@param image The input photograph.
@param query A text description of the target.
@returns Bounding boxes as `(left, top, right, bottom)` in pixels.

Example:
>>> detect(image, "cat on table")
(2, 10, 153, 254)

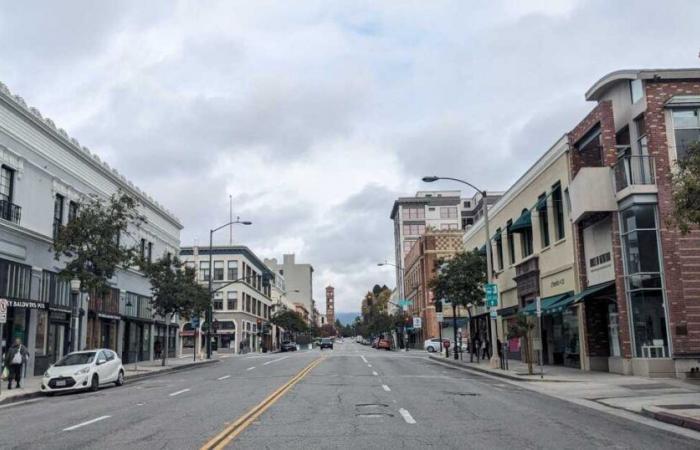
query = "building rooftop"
(585, 68, 700, 101)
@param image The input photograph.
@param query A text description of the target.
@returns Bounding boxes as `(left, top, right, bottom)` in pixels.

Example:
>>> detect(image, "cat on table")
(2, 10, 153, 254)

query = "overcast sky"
(1, 1, 698, 313)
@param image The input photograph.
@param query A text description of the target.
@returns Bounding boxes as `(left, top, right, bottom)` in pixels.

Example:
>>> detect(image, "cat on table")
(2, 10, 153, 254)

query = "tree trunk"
(162, 314, 172, 367)
(525, 330, 533, 375)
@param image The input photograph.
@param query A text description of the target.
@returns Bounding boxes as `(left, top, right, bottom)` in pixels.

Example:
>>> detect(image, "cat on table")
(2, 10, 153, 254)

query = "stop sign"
(443, 339, 451, 348)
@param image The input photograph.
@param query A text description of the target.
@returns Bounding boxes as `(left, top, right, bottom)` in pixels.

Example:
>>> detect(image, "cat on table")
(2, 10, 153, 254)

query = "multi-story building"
(463, 137, 579, 366)
(464, 68, 700, 379)
(264, 254, 314, 324)
(390, 190, 502, 301)
(325, 285, 335, 326)
(180, 245, 275, 354)
(0, 81, 182, 375)
(404, 229, 465, 347)
(567, 68, 700, 378)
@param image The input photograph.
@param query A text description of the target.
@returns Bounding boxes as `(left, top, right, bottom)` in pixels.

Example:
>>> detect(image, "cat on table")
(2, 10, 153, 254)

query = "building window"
(147, 242, 153, 263)
(520, 209, 533, 258)
(139, 239, 146, 261)
(495, 229, 503, 271)
(213, 292, 223, 310)
(620, 204, 668, 358)
(552, 182, 565, 241)
(506, 220, 515, 265)
(227, 291, 238, 310)
(439, 207, 458, 219)
(0, 258, 32, 300)
(576, 127, 604, 167)
(629, 79, 643, 104)
(403, 223, 425, 235)
(672, 108, 700, 160)
(245, 294, 251, 313)
(402, 206, 425, 219)
(68, 201, 79, 222)
(635, 115, 648, 156)
(52, 194, 65, 240)
(403, 239, 417, 255)
(227, 260, 238, 280)
(213, 261, 224, 281)
(538, 194, 550, 248)
(200, 261, 210, 281)
(0, 165, 14, 202)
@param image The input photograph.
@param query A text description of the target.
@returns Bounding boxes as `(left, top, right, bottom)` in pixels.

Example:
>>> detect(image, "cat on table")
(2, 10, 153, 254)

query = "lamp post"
(377, 262, 410, 352)
(69, 278, 81, 353)
(206, 218, 252, 359)
(466, 302, 474, 362)
(423, 175, 500, 369)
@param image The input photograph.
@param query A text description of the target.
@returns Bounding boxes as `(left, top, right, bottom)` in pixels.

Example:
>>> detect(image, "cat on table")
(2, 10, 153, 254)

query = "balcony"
(614, 155, 657, 200)
(568, 167, 617, 223)
(0, 197, 21, 225)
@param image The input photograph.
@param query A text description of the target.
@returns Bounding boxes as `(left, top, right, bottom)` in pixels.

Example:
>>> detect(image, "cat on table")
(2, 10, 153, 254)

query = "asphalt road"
(1, 341, 698, 450)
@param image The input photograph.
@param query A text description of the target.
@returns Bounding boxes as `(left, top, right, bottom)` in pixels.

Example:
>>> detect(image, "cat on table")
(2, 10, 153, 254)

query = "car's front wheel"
(115, 370, 124, 386)
(90, 374, 99, 392)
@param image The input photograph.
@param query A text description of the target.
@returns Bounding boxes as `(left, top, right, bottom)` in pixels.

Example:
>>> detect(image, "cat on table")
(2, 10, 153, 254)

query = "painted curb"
(642, 406, 700, 432)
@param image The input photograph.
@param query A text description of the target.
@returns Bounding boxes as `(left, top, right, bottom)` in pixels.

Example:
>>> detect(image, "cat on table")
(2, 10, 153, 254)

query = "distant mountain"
(335, 312, 360, 325)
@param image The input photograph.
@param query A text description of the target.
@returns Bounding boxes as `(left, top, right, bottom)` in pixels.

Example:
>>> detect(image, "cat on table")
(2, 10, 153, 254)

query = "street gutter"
(0, 359, 219, 406)
(427, 355, 576, 382)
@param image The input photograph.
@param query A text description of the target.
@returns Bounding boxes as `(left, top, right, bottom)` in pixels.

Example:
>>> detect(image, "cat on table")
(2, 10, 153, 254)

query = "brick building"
(403, 229, 465, 347)
(325, 285, 335, 326)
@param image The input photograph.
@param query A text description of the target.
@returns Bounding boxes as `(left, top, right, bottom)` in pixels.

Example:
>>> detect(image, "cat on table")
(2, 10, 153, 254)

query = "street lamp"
(69, 278, 81, 352)
(206, 218, 252, 359)
(423, 175, 500, 369)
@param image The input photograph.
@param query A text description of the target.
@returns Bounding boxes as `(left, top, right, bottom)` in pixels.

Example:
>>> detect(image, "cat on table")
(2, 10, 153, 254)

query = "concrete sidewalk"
(430, 353, 700, 433)
(1, 356, 219, 405)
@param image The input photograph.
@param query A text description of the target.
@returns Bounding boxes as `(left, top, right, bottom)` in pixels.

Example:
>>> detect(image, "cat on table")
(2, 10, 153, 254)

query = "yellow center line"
(200, 356, 325, 450)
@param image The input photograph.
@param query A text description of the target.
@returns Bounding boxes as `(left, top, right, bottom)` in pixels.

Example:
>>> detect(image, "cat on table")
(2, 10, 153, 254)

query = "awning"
(510, 210, 532, 233)
(521, 292, 573, 316)
(665, 95, 700, 109)
(571, 281, 616, 305)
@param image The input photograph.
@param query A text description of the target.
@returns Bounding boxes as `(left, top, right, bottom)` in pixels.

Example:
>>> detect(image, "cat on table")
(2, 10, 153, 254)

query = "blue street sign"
(191, 316, 200, 328)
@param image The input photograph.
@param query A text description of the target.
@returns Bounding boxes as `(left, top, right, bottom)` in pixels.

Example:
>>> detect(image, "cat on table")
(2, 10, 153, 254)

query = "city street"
(1, 341, 698, 450)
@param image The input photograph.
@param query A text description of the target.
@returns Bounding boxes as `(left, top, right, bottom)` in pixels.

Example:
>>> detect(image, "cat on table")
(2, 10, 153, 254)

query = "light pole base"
(489, 355, 500, 369)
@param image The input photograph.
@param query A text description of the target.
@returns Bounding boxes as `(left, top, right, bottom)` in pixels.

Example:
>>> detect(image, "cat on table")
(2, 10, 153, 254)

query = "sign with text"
(489, 306, 497, 319)
(0, 298, 7, 324)
(436, 312, 444, 323)
(485, 283, 499, 307)
(413, 317, 422, 329)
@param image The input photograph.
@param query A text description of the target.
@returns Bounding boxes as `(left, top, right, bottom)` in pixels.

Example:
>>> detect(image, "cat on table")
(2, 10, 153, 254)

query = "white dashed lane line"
(247, 366, 256, 371)
(360, 355, 368, 363)
(63, 415, 111, 431)
(263, 356, 290, 366)
(372, 371, 378, 376)
(399, 408, 416, 424)
(169, 389, 190, 397)
(217, 375, 231, 380)
(382, 384, 391, 392)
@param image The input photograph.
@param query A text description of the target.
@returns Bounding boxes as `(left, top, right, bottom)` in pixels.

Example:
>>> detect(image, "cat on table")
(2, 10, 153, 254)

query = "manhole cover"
(443, 392, 480, 396)
(356, 413, 394, 418)
(658, 404, 700, 410)
(355, 403, 389, 409)
(621, 383, 676, 390)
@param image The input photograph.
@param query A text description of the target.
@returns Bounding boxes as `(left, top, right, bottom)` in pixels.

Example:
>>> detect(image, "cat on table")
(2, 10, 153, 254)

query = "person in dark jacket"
(5, 338, 29, 389)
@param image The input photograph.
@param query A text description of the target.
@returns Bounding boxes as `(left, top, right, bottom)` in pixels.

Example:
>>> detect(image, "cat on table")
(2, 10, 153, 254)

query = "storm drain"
(658, 404, 700, 410)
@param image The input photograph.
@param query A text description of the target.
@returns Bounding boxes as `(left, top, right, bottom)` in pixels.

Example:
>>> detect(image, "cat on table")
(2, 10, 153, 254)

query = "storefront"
(86, 288, 120, 351)
(216, 321, 236, 352)
(120, 292, 153, 364)
(521, 291, 579, 368)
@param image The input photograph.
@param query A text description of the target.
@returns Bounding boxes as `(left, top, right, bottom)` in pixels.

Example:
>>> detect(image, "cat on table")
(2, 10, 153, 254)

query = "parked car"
(424, 338, 443, 353)
(280, 341, 297, 352)
(377, 338, 391, 350)
(371, 338, 379, 348)
(319, 338, 334, 350)
(41, 349, 124, 395)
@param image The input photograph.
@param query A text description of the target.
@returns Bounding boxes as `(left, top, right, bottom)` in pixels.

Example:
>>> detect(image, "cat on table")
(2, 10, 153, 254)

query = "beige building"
(463, 136, 587, 368)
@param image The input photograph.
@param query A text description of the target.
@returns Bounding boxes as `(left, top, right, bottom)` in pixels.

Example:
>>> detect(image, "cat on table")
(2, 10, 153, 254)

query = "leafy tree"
(508, 314, 535, 375)
(141, 254, 210, 366)
(270, 310, 308, 336)
(671, 142, 700, 234)
(320, 324, 336, 337)
(53, 191, 144, 296)
(429, 250, 486, 310)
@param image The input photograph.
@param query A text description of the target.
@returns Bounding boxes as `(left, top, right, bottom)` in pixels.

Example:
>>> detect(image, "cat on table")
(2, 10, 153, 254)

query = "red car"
(377, 338, 391, 350)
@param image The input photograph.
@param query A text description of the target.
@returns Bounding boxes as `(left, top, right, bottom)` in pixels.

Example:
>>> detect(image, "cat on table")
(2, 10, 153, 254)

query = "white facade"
(0, 81, 182, 376)
(264, 254, 314, 320)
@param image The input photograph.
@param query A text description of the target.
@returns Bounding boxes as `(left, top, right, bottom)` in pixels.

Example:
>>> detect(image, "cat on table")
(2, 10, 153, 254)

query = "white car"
(424, 338, 443, 352)
(42, 349, 125, 395)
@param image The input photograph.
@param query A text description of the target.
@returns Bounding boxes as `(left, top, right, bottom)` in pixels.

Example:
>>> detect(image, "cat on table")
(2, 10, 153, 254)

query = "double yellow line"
(200, 356, 324, 450)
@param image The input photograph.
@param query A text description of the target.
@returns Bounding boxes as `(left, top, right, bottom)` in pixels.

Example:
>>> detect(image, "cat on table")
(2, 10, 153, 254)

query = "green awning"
(521, 292, 573, 316)
(510, 210, 532, 233)
(571, 281, 616, 304)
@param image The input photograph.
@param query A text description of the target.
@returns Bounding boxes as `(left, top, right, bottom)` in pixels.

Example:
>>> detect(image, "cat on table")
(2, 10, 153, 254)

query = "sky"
(1, 0, 698, 313)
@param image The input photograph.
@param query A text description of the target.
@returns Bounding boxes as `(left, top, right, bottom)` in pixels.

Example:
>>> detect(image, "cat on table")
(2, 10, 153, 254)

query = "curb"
(642, 406, 700, 432)
(427, 355, 575, 382)
(0, 359, 219, 406)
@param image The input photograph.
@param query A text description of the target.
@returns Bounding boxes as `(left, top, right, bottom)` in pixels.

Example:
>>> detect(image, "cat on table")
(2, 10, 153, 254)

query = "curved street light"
(422, 175, 499, 368)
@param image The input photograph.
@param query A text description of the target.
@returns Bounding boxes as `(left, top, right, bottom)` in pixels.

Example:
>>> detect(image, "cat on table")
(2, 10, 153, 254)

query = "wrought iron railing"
(614, 155, 655, 192)
(0, 197, 21, 224)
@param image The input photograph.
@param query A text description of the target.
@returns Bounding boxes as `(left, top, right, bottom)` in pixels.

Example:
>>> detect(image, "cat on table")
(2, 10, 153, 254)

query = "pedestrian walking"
(4, 338, 29, 390)
(481, 338, 489, 360)
(154, 340, 162, 360)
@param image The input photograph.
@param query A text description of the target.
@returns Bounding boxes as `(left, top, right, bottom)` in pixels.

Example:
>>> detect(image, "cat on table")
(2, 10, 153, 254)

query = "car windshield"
(321, 338, 331, 343)
(55, 352, 96, 366)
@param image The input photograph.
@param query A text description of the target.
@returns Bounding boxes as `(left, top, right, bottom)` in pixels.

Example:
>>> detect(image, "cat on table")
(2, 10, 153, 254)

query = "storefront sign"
(550, 278, 566, 288)
(98, 313, 121, 321)
(0, 298, 7, 323)
(436, 312, 444, 323)
(49, 310, 70, 322)
(6, 299, 48, 310)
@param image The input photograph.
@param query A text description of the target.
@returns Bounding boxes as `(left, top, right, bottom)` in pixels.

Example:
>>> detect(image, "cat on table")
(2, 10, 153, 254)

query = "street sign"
(536, 297, 542, 317)
(436, 312, 444, 323)
(489, 306, 497, 319)
(0, 298, 7, 324)
(413, 317, 422, 329)
(398, 299, 412, 309)
(485, 283, 499, 307)
(191, 316, 200, 328)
